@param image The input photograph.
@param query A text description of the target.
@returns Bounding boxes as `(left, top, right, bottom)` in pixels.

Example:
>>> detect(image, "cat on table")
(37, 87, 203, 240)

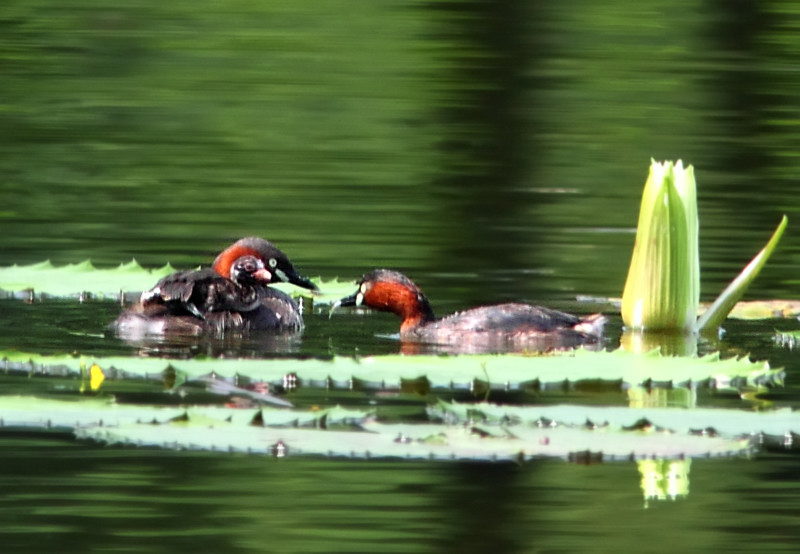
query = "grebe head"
(212, 237, 318, 291)
(229, 255, 272, 286)
(333, 269, 435, 330)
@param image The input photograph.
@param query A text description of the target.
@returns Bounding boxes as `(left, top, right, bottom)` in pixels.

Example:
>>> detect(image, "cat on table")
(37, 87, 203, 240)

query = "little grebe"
(113, 237, 317, 337)
(333, 269, 605, 352)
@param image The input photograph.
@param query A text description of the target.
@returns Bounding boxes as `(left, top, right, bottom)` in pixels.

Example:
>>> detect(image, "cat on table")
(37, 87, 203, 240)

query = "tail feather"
(574, 313, 606, 338)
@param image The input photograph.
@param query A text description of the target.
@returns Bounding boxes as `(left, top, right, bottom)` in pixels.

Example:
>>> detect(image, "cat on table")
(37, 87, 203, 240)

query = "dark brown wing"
(410, 303, 606, 353)
(433, 304, 585, 333)
(141, 268, 220, 318)
(143, 267, 265, 318)
(241, 288, 304, 331)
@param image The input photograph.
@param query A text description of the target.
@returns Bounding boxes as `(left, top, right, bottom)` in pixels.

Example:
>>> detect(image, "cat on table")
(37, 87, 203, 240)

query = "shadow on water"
(428, 462, 529, 553)
(426, 1, 555, 304)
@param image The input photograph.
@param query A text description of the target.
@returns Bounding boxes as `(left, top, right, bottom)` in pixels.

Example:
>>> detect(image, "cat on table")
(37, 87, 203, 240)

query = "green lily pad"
(585, 296, 800, 321)
(0, 260, 176, 300)
(0, 395, 757, 461)
(272, 276, 357, 305)
(432, 400, 800, 439)
(724, 300, 800, 320)
(1, 347, 783, 391)
(0, 395, 367, 430)
(76, 421, 749, 461)
(0, 260, 353, 304)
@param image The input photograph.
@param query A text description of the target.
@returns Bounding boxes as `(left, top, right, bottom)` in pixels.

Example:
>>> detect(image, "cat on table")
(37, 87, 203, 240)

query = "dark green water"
(2, 1, 800, 552)
(2, 437, 798, 554)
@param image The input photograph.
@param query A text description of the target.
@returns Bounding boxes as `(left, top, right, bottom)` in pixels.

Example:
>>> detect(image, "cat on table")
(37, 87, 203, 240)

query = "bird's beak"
(328, 291, 360, 319)
(336, 291, 360, 307)
(252, 268, 273, 283)
(274, 267, 319, 291)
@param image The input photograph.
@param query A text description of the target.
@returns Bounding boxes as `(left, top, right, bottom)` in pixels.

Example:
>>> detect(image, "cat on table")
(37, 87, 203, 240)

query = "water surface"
(2, 1, 800, 552)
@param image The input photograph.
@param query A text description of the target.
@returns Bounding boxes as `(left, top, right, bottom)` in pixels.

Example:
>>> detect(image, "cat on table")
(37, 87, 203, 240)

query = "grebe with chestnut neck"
(333, 269, 605, 353)
(113, 237, 317, 338)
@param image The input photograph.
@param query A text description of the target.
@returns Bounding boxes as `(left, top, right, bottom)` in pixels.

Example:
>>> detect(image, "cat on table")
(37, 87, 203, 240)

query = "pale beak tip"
(329, 300, 342, 319)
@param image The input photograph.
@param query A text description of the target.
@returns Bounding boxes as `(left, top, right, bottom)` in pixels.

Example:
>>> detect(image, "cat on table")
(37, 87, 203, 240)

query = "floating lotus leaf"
(582, 296, 800, 321)
(72, 409, 750, 462)
(432, 400, 800, 439)
(1, 347, 783, 391)
(0, 395, 759, 461)
(0, 260, 176, 300)
(272, 276, 357, 304)
(724, 300, 800, 320)
(0, 396, 367, 430)
(4, 260, 795, 315)
(0, 260, 353, 304)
